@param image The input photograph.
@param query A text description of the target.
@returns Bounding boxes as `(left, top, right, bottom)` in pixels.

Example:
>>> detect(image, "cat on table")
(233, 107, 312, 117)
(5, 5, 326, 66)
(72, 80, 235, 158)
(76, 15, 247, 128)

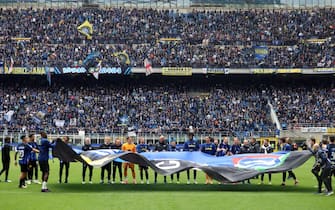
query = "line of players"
(1, 133, 334, 193)
(0, 133, 295, 186)
(79, 134, 282, 185)
(84, 133, 203, 185)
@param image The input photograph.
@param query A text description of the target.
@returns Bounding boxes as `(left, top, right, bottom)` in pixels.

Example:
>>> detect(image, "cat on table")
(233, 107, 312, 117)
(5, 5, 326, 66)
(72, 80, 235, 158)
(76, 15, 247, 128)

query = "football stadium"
(0, 0, 335, 209)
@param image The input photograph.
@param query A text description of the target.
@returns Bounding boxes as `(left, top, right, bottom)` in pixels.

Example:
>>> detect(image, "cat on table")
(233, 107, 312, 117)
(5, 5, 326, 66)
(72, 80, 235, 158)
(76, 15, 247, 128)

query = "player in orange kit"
(121, 136, 137, 184)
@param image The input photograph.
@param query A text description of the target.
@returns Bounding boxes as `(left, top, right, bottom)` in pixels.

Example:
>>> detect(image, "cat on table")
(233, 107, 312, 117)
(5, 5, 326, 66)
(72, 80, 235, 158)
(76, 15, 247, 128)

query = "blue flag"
(254, 46, 269, 60)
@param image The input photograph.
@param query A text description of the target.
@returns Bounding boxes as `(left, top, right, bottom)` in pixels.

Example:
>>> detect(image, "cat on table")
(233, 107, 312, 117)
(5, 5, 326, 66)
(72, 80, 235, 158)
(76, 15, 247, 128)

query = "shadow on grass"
(49, 183, 315, 193)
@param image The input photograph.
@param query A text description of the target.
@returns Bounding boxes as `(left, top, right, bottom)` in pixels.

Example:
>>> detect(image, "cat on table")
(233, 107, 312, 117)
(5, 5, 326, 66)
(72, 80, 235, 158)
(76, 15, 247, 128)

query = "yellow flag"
(113, 51, 130, 65)
(77, 20, 93, 40)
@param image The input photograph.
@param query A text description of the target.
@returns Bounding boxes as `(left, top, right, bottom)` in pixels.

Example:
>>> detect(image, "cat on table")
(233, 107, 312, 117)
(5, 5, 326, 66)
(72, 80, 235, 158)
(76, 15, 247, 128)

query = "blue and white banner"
(62, 67, 132, 75)
(54, 140, 312, 183)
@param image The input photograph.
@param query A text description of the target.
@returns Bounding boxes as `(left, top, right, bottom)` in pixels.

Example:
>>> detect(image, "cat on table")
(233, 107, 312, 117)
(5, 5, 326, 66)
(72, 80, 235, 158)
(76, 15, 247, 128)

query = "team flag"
(254, 46, 269, 60)
(77, 20, 93, 40)
(83, 52, 101, 79)
(144, 58, 152, 76)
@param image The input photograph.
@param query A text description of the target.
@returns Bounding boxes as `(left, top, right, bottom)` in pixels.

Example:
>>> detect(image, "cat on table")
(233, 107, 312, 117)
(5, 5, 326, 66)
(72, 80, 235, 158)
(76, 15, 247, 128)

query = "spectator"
(0, 8, 334, 69)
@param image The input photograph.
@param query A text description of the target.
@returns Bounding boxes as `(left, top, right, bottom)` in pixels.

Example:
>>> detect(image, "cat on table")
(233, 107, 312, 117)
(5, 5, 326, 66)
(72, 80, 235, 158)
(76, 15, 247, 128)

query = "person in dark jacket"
(201, 136, 216, 184)
(136, 137, 150, 184)
(99, 136, 113, 184)
(154, 135, 168, 184)
(240, 139, 250, 154)
(59, 136, 71, 183)
(259, 139, 273, 184)
(111, 138, 123, 184)
(312, 143, 333, 196)
(240, 139, 251, 184)
(281, 137, 298, 186)
(168, 140, 180, 183)
(82, 137, 94, 184)
(249, 138, 260, 153)
(231, 137, 241, 155)
(183, 133, 200, 184)
(0, 137, 11, 182)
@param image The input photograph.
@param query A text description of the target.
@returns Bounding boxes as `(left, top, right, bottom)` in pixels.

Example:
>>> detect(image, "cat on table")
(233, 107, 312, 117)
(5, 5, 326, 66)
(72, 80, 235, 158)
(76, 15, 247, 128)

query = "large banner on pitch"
(53, 140, 312, 183)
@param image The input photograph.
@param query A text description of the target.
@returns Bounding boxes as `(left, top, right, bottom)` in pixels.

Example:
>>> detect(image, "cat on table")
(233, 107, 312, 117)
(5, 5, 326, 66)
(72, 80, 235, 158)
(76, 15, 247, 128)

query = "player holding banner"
(136, 137, 150, 184)
(82, 137, 94, 184)
(259, 139, 273, 184)
(169, 140, 180, 183)
(59, 136, 71, 183)
(99, 136, 113, 184)
(280, 137, 298, 186)
(38, 132, 56, 192)
(111, 138, 123, 184)
(154, 135, 169, 184)
(201, 136, 216, 184)
(217, 137, 231, 156)
(184, 132, 200, 184)
(122, 136, 137, 184)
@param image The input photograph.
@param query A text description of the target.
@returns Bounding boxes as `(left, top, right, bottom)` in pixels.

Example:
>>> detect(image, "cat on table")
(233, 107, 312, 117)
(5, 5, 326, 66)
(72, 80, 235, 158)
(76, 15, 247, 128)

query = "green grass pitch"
(0, 153, 334, 210)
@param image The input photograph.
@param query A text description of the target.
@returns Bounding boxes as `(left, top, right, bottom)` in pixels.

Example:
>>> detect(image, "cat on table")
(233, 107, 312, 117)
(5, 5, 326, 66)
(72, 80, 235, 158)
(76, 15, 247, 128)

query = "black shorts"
(39, 161, 50, 173)
(113, 161, 122, 166)
(28, 160, 37, 169)
(20, 164, 28, 172)
(139, 165, 148, 170)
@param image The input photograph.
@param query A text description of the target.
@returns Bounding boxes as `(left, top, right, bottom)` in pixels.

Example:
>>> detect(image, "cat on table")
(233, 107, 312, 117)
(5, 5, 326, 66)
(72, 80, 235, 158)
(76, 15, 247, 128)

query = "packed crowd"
(0, 8, 335, 68)
(269, 87, 335, 128)
(1, 76, 335, 134)
(0, 84, 273, 134)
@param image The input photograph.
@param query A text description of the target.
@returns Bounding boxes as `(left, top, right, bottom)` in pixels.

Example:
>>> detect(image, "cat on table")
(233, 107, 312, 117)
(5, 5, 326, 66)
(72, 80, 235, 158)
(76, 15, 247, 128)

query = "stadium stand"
(0, 8, 334, 68)
(0, 5, 335, 141)
(0, 75, 334, 139)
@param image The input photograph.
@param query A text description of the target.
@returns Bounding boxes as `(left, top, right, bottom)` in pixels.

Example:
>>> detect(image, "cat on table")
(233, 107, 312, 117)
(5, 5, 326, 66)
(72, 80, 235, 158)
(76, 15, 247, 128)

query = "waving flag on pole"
(77, 20, 93, 40)
(4, 110, 15, 122)
(113, 51, 131, 65)
(54, 140, 312, 183)
(83, 52, 101, 79)
(144, 58, 152, 76)
(92, 60, 101, 80)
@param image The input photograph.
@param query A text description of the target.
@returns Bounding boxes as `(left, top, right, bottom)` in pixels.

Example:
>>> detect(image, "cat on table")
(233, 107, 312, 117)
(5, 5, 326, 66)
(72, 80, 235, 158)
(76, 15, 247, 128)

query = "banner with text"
(206, 68, 229, 74)
(162, 67, 192, 76)
(62, 67, 132, 75)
